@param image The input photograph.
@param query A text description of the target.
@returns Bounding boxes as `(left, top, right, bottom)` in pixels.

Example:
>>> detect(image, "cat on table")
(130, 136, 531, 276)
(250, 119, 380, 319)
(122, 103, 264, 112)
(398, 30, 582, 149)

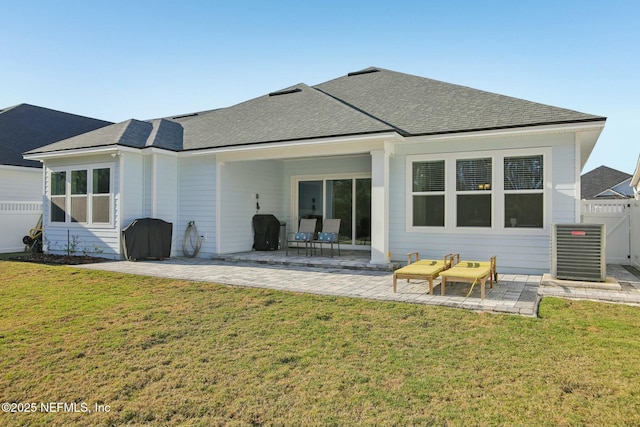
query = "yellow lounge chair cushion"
(395, 260, 445, 276)
(440, 265, 491, 280)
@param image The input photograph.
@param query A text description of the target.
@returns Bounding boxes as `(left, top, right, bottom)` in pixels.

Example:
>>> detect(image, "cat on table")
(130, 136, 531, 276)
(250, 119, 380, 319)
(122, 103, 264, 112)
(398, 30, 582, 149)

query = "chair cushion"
(317, 232, 337, 242)
(294, 232, 311, 241)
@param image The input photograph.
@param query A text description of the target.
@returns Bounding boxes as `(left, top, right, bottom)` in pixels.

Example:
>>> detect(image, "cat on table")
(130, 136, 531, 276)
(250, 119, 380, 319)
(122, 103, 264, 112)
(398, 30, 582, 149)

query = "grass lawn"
(1, 261, 640, 426)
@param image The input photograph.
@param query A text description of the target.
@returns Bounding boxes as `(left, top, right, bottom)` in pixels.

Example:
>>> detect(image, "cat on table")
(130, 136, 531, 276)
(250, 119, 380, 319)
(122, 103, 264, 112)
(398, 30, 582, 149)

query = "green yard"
(1, 260, 639, 426)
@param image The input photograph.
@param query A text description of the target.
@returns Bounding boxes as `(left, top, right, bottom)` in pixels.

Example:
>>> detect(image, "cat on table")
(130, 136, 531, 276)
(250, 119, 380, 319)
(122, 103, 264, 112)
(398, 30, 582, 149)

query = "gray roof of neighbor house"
(1, 104, 112, 167)
(25, 67, 607, 155)
(581, 165, 633, 199)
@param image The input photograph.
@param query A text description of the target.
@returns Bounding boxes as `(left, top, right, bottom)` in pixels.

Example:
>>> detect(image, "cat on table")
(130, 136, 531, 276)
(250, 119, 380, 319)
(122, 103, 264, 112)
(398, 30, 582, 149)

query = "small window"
(412, 160, 445, 227)
(48, 167, 112, 225)
(50, 171, 66, 223)
(504, 155, 544, 228)
(92, 168, 110, 223)
(70, 170, 87, 223)
(456, 158, 492, 227)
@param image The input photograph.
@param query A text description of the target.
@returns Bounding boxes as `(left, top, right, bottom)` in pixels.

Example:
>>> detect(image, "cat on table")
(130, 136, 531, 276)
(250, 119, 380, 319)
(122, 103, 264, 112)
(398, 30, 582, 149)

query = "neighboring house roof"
(25, 67, 607, 156)
(581, 165, 633, 199)
(0, 103, 112, 167)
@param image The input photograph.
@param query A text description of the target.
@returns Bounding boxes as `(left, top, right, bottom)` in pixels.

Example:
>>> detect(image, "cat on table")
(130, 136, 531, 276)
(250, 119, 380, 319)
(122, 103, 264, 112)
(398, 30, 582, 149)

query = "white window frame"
(47, 163, 114, 228)
(406, 148, 550, 235)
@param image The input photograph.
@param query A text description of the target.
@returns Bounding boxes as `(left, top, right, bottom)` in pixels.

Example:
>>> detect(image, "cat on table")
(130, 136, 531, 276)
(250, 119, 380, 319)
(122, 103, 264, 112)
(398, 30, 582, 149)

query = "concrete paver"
(76, 256, 640, 317)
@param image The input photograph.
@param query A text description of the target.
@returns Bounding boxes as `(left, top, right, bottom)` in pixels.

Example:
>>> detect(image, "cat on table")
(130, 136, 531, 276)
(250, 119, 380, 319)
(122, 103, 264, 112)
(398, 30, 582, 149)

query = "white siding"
(177, 155, 217, 257)
(218, 159, 284, 253)
(43, 155, 121, 259)
(389, 131, 578, 274)
(0, 166, 42, 201)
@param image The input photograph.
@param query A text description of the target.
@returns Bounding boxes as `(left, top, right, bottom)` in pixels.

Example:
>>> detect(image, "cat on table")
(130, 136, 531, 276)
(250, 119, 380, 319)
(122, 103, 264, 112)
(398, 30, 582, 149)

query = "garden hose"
(182, 221, 202, 258)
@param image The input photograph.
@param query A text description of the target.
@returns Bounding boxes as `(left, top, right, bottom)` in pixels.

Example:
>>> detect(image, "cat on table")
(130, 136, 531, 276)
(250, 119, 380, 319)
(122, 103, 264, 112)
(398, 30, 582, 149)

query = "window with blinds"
(412, 160, 445, 227)
(504, 155, 544, 228)
(456, 158, 492, 227)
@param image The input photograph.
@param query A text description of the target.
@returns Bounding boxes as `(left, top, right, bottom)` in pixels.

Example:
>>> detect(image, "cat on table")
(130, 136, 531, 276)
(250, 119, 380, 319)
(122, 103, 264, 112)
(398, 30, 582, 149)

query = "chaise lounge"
(393, 253, 457, 294)
(439, 256, 498, 299)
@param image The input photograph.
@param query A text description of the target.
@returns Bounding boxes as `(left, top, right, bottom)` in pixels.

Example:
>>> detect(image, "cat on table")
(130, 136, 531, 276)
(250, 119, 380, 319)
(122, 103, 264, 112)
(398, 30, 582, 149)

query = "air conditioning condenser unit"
(551, 223, 606, 282)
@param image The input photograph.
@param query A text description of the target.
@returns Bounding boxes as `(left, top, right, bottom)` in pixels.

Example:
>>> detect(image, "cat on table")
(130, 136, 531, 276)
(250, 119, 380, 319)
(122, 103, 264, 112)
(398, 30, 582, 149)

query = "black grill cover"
(122, 218, 173, 261)
(252, 214, 280, 251)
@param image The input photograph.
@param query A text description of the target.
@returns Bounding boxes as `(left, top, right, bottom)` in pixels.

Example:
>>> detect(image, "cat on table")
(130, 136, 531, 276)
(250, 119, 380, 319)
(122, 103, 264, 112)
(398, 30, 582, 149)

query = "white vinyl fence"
(581, 199, 640, 268)
(0, 201, 42, 253)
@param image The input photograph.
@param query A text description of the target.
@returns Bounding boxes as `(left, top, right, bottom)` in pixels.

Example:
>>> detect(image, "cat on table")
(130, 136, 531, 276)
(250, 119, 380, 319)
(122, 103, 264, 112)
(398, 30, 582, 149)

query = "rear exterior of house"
(25, 68, 606, 274)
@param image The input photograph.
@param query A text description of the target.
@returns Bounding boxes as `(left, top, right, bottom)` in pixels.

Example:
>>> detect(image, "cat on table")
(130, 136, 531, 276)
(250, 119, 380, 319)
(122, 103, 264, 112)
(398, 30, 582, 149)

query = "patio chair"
(393, 253, 457, 294)
(439, 255, 497, 299)
(285, 218, 317, 256)
(311, 218, 341, 257)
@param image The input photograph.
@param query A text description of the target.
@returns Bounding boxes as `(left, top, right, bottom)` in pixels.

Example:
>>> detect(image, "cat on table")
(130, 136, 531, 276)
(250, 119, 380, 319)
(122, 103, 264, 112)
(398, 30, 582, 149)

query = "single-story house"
(0, 104, 111, 252)
(581, 165, 633, 199)
(24, 67, 606, 274)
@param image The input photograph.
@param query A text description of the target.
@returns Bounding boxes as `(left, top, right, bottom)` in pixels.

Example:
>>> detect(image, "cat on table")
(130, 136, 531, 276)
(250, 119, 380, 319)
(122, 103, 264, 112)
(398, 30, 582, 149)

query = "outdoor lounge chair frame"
(311, 218, 341, 257)
(393, 253, 458, 294)
(285, 218, 317, 256)
(439, 255, 498, 299)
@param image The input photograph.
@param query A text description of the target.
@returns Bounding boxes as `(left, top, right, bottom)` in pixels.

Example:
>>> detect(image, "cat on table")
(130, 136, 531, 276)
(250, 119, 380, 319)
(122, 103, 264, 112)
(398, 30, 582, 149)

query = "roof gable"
(0, 104, 112, 167)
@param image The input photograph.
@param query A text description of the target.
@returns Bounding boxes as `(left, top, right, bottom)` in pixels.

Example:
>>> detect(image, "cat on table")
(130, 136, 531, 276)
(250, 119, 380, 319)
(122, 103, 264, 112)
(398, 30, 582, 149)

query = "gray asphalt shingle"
(0, 104, 112, 167)
(24, 67, 606, 155)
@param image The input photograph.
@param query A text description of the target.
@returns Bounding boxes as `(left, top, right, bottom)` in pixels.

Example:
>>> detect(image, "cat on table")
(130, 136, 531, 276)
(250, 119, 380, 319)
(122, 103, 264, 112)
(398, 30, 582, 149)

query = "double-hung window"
(50, 166, 112, 225)
(504, 155, 543, 228)
(456, 158, 492, 227)
(411, 160, 445, 227)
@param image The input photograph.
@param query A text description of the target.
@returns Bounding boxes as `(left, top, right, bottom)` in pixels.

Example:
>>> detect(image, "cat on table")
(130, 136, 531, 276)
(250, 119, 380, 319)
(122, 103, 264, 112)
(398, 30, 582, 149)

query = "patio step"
(210, 251, 400, 272)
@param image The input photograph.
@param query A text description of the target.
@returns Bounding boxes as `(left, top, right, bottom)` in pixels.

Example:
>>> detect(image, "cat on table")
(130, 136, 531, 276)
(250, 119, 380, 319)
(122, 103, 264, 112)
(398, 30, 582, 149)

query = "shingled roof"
(315, 67, 605, 136)
(25, 67, 606, 155)
(581, 165, 633, 199)
(30, 118, 184, 153)
(1, 104, 112, 167)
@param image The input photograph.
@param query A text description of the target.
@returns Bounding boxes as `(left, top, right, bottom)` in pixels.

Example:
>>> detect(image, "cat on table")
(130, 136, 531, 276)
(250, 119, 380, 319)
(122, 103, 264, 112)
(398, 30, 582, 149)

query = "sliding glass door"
(296, 176, 371, 247)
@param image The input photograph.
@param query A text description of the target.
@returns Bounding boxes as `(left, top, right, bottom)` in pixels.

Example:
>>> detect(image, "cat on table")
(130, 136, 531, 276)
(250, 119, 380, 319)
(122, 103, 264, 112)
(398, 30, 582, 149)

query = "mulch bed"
(11, 253, 110, 265)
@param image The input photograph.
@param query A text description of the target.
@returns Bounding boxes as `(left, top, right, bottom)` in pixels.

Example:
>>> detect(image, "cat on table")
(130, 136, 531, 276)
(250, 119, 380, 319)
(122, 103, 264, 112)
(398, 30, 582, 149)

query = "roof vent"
(348, 67, 380, 77)
(172, 113, 198, 120)
(268, 88, 302, 97)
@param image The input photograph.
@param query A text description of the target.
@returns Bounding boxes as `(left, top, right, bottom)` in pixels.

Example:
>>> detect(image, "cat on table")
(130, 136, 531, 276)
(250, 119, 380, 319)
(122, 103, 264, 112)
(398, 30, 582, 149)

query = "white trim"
(24, 145, 179, 162)
(290, 172, 372, 248)
(406, 147, 551, 236)
(46, 162, 116, 229)
(183, 132, 401, 160)
(405, 121, 606, 144)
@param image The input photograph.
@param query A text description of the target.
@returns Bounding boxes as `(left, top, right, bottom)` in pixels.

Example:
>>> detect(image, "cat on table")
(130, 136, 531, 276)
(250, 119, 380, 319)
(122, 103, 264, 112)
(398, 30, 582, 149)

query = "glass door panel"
(356, 178, 371, 245)
(298, 181, 323, 232)
(325, 179, 352, 243)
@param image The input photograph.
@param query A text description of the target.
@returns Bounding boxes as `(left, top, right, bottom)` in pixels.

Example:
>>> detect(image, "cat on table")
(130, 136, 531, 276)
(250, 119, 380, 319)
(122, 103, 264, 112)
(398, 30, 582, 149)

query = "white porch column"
(370, 148, 390, 265)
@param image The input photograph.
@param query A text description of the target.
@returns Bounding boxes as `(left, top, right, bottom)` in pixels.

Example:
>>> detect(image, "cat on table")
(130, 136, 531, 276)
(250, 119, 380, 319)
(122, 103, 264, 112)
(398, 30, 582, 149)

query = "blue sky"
(2, 0, 638, 174)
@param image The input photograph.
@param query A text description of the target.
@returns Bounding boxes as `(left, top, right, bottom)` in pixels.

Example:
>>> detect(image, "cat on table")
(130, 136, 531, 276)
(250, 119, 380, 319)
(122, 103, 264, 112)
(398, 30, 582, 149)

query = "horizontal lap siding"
(0, 167, 42, 201)
(178, 156, 217, 257)
(389, 133, 577, 275)
(43, 158, 121, 259)
(219, 160, 284, 254)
